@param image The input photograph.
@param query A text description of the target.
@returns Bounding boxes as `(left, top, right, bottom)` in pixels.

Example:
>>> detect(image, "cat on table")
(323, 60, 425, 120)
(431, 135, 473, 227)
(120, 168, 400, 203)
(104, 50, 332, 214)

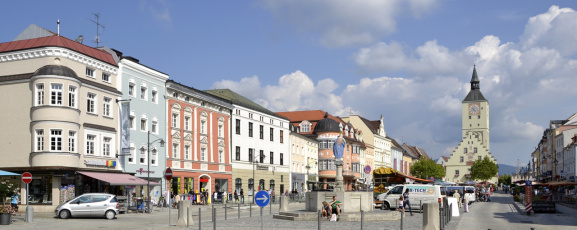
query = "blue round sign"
(254, 190, 270, 207)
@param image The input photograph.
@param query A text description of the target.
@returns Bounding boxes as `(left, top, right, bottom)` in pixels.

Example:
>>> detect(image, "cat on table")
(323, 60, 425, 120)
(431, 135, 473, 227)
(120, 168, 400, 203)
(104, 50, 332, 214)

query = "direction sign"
(22, 172, 32, 184)
(164, 168, 173, 180)
(254, 190, 270, 207)
(525, 180, 532, 186)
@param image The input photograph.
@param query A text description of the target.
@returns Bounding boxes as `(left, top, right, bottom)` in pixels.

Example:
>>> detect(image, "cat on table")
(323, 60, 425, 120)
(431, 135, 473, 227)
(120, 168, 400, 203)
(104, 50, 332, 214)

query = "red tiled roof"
(276, 110, 358, 139)
(442, 156, 449, 162)
(0, 35, 116, 65)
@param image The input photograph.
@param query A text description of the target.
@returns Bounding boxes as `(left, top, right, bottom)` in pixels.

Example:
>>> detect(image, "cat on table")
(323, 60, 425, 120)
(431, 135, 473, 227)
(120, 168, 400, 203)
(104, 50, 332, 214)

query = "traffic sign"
(364, 165, 371, 174)
(22, 172, 32, 184)
(525, 181, 532, 186)
(164, 168, 173, 180)
(254, 190, 270, 207)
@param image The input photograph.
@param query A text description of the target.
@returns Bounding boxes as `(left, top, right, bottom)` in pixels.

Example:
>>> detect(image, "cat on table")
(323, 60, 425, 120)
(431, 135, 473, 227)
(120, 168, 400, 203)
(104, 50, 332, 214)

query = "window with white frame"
(141, 86, 147, 100)
(151, 149, 157, 165)
(218, 124, 223, 138)
(103, 137, 111, 156)
(86, 68, 94, 78)
(87, 93, 96, 114)
(102, 73, 110, 83)
(140, 148, 146, 164)
(130, 116, 135, 129)
(152, 121, 158, 134)
(36, 83, 45, 106)
(103, 97, 112, 117)
(185, 116, 190, 130)
(128, 144, 135, 163)
(172, 143, 179, 158)
(200, 112, 207, 134)
(219, 149, 223, 163)
(68, 86, 76, 108)
(129, 83, 135, 97)
(86, 135, 96, 155)
(201, 148, 206, 161)
(36, 130, 44, 151)
(151, 90, 157, 103)
(172, 113, 179, 128)
(141, 118, 147, 132)
(50, 84, 63, 105)
(184, 145, 190, 160)
(68, 131, 76, 152)
(50, 129, 62, 151)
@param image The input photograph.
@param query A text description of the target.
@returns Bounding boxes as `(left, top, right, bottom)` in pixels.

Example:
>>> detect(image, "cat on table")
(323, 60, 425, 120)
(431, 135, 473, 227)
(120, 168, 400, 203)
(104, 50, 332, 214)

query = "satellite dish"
(76, 35, 84, 44)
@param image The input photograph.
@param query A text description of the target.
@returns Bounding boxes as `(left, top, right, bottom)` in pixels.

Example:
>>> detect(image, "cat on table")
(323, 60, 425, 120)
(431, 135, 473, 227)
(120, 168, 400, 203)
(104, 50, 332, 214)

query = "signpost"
(22, 172, 33, 223)
(525, 181, 533, 215)
(165, 168, 173, 226)
(254, 190, 270, 230)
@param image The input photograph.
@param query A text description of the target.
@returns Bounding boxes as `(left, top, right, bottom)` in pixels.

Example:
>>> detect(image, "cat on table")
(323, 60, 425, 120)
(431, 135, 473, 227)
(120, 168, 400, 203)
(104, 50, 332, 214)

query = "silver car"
(55, 193, 119, 220)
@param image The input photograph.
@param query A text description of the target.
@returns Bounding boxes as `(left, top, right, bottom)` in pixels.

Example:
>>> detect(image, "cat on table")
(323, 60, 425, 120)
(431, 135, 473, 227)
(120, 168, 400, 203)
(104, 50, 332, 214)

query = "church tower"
(445, 66, 498, 184)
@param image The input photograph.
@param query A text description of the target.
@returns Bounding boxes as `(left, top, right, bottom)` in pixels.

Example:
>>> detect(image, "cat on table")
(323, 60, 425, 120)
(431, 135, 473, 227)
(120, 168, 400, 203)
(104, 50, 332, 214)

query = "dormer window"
(300, 120, 312, 133)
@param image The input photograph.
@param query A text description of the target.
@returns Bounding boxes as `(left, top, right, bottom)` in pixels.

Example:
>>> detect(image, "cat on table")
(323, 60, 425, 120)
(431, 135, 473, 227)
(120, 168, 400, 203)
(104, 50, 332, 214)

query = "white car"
(55, 193, 119, 220)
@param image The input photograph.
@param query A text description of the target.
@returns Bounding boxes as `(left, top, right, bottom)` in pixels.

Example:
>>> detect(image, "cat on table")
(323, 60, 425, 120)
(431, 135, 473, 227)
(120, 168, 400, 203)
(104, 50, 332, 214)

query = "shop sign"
(137, 168, 155, 174)
(200, 178, 209, 182)
(257, 165, 269, 170)
(85, 160, 116, 167)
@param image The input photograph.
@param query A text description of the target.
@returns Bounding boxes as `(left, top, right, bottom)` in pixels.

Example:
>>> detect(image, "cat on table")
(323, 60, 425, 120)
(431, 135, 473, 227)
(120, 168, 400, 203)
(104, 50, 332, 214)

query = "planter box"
(0, 213, 10, 225)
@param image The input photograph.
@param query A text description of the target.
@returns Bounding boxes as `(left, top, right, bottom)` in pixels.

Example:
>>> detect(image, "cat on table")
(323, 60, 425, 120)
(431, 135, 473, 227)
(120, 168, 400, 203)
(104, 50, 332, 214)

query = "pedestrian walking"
(403, 189, 413, 216)
(453, 189, 461, 208)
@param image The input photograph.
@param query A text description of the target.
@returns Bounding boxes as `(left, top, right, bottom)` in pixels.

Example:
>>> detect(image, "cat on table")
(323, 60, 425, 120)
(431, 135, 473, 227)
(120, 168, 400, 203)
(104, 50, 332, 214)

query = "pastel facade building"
(117, 54, 169, 201)
(288, 126, 319, 193)
(0, 25, 123, 211)
(166, 81, 233, 198)
(205, 89, 290, 200)
(446, 67, 497, 184)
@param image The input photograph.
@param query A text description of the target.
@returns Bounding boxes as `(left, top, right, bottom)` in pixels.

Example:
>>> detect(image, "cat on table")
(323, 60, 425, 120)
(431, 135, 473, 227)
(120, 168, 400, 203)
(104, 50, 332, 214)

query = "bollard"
(400, 207, 403, 230)
(199, 208, 201, 230)
(238, 203, 240, 219)
(250, 203, 252, 217)
(318, 210, 321, 230)
(213, 208, 217, 230)
(420, 200, 422, 214)
(361, 210, 364, 230)
(270, 201, 272, 214)
(187, 207, 189, 228)
(439, 206, 443, 230)
(225, 203, 227, 220)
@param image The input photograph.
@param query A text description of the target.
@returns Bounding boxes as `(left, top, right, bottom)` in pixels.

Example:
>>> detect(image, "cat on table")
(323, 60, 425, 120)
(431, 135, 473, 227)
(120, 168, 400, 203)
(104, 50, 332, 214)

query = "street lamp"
(140, 131, 164, 213)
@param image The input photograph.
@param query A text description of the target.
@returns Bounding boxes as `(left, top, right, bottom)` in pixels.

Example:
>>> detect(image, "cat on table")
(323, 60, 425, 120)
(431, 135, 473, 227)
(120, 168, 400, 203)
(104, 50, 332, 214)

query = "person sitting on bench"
(328, 195, 343, 216)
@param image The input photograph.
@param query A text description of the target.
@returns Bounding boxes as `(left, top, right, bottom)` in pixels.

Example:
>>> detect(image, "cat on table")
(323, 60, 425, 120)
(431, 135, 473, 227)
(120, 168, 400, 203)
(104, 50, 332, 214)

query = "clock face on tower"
(469, 103, 480, 115)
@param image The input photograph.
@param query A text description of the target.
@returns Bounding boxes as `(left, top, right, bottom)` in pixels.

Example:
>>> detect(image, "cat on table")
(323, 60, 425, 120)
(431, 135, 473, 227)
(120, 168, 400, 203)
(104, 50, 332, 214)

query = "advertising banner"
(120, 102, 130, 155)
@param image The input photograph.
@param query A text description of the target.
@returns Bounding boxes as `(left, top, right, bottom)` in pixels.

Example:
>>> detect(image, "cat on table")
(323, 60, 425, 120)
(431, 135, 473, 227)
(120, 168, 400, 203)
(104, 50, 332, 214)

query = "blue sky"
(3, 0, 577, 167)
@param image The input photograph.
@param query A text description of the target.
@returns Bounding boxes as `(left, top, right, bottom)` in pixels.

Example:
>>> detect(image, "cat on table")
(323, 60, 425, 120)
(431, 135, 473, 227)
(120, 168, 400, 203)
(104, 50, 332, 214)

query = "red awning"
(77, 171, 160, 186)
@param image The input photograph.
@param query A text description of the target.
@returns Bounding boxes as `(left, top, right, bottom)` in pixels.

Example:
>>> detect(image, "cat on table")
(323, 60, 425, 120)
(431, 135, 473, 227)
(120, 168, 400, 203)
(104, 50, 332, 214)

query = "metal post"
(318, 210, 321, 230)
(187, 207, 189, 228)
(238, 203, 240, 219)
(270, 201, 272, 214)
(361, 210, 364, 230)
(250, 203, 252, 217)
(261, 207, 264, 230)
(420, 200, 422, 213)
(168, 188, 171, 226)
(225, 203, 227, 220)
(400, 207, 403, 230)
(213, 208, 217, 230)
(199, 208, 201, 230)
(147, 131, 150, 214)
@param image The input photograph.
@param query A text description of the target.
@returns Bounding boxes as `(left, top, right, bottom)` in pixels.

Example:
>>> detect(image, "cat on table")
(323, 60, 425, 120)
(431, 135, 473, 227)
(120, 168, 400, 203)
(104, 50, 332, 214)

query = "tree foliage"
(498, 174, 512, 185)
(470, 155, 499, 182)
(410, 156, 446, 179)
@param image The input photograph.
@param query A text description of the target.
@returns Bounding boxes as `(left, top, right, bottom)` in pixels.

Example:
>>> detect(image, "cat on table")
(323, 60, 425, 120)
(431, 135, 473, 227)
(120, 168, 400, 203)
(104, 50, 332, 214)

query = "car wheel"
(105, 210, 115, 220)
(382, 202, 390, 210)
(59, 210, 71, 219)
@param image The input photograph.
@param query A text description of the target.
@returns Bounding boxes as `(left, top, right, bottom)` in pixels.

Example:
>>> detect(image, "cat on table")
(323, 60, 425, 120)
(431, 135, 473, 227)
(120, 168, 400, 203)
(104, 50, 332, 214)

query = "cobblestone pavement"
(4, 192, 577, 230)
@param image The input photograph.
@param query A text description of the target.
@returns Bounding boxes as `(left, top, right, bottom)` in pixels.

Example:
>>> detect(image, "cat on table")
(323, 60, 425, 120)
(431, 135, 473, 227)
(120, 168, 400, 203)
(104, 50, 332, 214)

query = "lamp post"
(140, 131, 165, 213)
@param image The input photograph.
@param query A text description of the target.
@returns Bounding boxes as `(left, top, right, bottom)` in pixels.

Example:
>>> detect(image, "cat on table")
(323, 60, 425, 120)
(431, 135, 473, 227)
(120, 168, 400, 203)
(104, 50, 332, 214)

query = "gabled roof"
(167, 80, 233, 110)
(205, 89, 287, 120)
(276, 110, 360, 140)
(355, 115, 378, 135)
(390, 138, 403, 150)
(442, 156, 449, 162)
(402, 143, 430, 160)
(0, 35, 116, 65)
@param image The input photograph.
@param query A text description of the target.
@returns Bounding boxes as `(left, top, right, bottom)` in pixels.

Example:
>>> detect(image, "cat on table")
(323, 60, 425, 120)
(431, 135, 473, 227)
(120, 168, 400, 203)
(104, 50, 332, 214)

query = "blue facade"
(118, 58, 168, 200)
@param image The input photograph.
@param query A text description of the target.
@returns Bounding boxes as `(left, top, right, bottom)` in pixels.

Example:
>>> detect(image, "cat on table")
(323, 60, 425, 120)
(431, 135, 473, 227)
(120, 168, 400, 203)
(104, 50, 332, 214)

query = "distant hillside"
(498, 164, 517, 175)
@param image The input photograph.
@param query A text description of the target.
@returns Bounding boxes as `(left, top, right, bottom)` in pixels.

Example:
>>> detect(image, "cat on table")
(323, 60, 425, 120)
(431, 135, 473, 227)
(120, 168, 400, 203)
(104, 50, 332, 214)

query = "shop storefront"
(169, 171, 231, 204)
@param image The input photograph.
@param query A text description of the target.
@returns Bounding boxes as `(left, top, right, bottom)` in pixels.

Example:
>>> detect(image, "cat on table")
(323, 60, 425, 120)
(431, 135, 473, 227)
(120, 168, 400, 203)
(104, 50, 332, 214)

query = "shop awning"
(77, 171, 160, 186)
(0, 170, 20, 176)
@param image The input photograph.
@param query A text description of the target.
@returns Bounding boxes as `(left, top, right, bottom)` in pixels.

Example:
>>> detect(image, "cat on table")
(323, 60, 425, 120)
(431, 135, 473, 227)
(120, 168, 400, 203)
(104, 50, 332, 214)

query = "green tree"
(470, 155, 499, 182)
(498, 174, 512, 185)
(410, 156, 446, 179)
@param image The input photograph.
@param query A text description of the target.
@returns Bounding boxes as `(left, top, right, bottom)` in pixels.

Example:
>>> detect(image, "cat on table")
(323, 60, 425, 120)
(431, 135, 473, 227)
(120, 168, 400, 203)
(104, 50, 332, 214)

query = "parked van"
(376, 184, 442, 210)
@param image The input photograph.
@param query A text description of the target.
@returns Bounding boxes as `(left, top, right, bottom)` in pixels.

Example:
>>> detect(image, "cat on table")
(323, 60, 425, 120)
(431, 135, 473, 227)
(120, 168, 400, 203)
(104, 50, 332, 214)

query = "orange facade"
(166, 97, 232, 198)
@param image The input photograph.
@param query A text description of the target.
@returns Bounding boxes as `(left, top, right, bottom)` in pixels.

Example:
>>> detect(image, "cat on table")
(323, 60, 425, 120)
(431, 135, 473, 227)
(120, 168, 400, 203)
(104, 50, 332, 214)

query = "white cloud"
(520, 5, 577, 56)
(258, 0, 438, 47)
(140, 0, 172, 23)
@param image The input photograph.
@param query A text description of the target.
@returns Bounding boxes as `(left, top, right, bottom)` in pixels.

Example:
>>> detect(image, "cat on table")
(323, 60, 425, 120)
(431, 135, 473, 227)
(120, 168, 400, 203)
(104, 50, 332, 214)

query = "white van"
(376, 184, 442, 210)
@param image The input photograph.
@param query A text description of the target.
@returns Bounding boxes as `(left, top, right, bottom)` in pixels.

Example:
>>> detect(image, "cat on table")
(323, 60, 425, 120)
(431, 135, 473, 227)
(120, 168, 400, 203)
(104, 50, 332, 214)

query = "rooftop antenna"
(57, 19, 60, 36)
(88, 13, 105, 47)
